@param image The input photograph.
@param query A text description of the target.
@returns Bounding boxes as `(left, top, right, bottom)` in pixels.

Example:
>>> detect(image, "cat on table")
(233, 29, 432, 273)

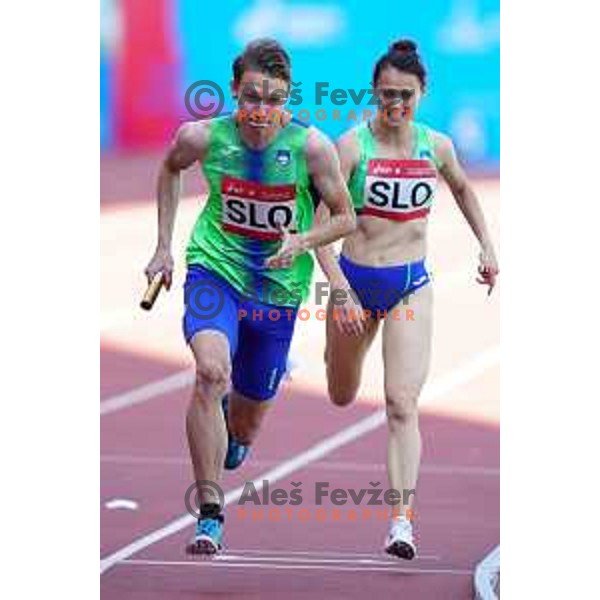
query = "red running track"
(101, 345, 499, 600)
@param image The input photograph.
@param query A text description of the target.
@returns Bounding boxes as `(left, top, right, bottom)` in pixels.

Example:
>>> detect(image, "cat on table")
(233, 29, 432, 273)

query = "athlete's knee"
(194, 358, 230, 399)
(385, 385, 421, 426)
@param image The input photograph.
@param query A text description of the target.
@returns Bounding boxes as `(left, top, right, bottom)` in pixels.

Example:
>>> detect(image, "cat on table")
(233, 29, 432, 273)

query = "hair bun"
(391, 39, 418, 54)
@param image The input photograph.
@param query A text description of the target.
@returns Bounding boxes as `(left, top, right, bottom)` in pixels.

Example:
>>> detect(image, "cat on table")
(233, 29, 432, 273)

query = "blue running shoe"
(187, 516, 224, 555)
(225, 439, 250, 470)
(222, 395, 250, 470)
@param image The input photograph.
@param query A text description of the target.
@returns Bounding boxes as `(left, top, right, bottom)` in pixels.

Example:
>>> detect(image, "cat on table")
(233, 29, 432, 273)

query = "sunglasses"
(377, 88, 415, 103)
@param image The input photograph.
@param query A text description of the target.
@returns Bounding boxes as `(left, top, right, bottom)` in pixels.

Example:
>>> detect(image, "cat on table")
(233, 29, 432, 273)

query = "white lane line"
(100, 370, 194, 416)
(100, 267, 476, 416)
(474, 545, 500, 600)
(100, 267, 471, 334)
(213, 555, 436, 565)
(214, 548, 439, 560)
(100, 347, 498, 575)
(100, 455, 499, 476)
(120, 559, 472, 575)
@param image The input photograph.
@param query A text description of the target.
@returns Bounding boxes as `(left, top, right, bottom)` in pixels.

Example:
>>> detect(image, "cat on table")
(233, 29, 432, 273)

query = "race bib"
(221, 177, 297, 241)
(362, 159, 437, 222)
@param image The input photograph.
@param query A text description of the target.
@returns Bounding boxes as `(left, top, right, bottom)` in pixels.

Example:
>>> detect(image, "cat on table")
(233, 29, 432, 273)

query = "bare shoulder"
(428, 128, 456, 167)
(165, 120, 211, 170)
(175, 120, 211, 152)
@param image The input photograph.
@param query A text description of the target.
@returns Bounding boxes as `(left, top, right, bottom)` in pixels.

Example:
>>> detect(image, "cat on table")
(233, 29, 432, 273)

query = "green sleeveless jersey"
(347, 121, 442, 221)
(186, 115, 316, 307)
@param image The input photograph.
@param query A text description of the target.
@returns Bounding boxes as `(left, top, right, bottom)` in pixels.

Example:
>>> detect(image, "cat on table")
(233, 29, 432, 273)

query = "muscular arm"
(314, 129, 359, 287)
(266, 128, 355, 268)
(302, 128, 356, 250)
(434, 132, 499, 291)
(156, 122, 208, 251)
(145, 122, 209, 287)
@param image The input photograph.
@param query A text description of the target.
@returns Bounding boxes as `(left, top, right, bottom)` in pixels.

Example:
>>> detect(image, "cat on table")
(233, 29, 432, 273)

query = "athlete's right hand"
(145, 247, 174, 290)
(331, 282, 365, 336)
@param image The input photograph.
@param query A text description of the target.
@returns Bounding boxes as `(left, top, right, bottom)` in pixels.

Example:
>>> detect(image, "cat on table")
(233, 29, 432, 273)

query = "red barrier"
(114, 0, 180, 148)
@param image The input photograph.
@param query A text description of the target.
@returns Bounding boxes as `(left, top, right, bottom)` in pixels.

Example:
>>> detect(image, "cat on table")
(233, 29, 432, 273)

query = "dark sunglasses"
(377, 88, 415, 103)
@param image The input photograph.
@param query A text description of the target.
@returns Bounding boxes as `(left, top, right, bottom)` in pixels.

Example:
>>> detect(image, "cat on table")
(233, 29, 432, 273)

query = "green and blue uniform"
(183, 114, 318, 400)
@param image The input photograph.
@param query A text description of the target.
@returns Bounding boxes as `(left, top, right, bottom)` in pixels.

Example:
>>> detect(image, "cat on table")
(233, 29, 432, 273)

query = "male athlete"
(145, 38, 355, 553)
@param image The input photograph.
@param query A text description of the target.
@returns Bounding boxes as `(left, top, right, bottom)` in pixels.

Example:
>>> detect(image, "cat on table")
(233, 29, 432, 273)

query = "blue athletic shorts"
(183, 264, 298, 401)
(339, 255, 430, 314)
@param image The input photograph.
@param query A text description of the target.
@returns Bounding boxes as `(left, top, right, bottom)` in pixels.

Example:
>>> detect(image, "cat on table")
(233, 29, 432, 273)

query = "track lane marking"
(100, 267, 488, 415)
(100, 347, 498, 575)
(120, 558, 471, 575)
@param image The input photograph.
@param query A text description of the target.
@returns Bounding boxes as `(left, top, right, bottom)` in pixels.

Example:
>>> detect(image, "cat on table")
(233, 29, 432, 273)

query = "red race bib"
(362, 159, 437, 222)
(221, 177, 297, 241)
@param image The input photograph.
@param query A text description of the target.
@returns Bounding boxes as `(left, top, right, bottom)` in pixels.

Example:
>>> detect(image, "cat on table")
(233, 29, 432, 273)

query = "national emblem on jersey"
(275, 149, 291, 168)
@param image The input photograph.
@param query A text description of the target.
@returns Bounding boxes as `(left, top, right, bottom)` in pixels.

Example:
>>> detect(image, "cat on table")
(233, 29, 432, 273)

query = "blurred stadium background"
(101, 3, 500, 596)
(100, 0, 499, 171)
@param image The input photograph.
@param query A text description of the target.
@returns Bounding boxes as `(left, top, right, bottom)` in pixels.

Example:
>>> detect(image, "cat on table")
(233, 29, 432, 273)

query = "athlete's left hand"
(266, 225, 307, 269)
(477, 247, 499, 295)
